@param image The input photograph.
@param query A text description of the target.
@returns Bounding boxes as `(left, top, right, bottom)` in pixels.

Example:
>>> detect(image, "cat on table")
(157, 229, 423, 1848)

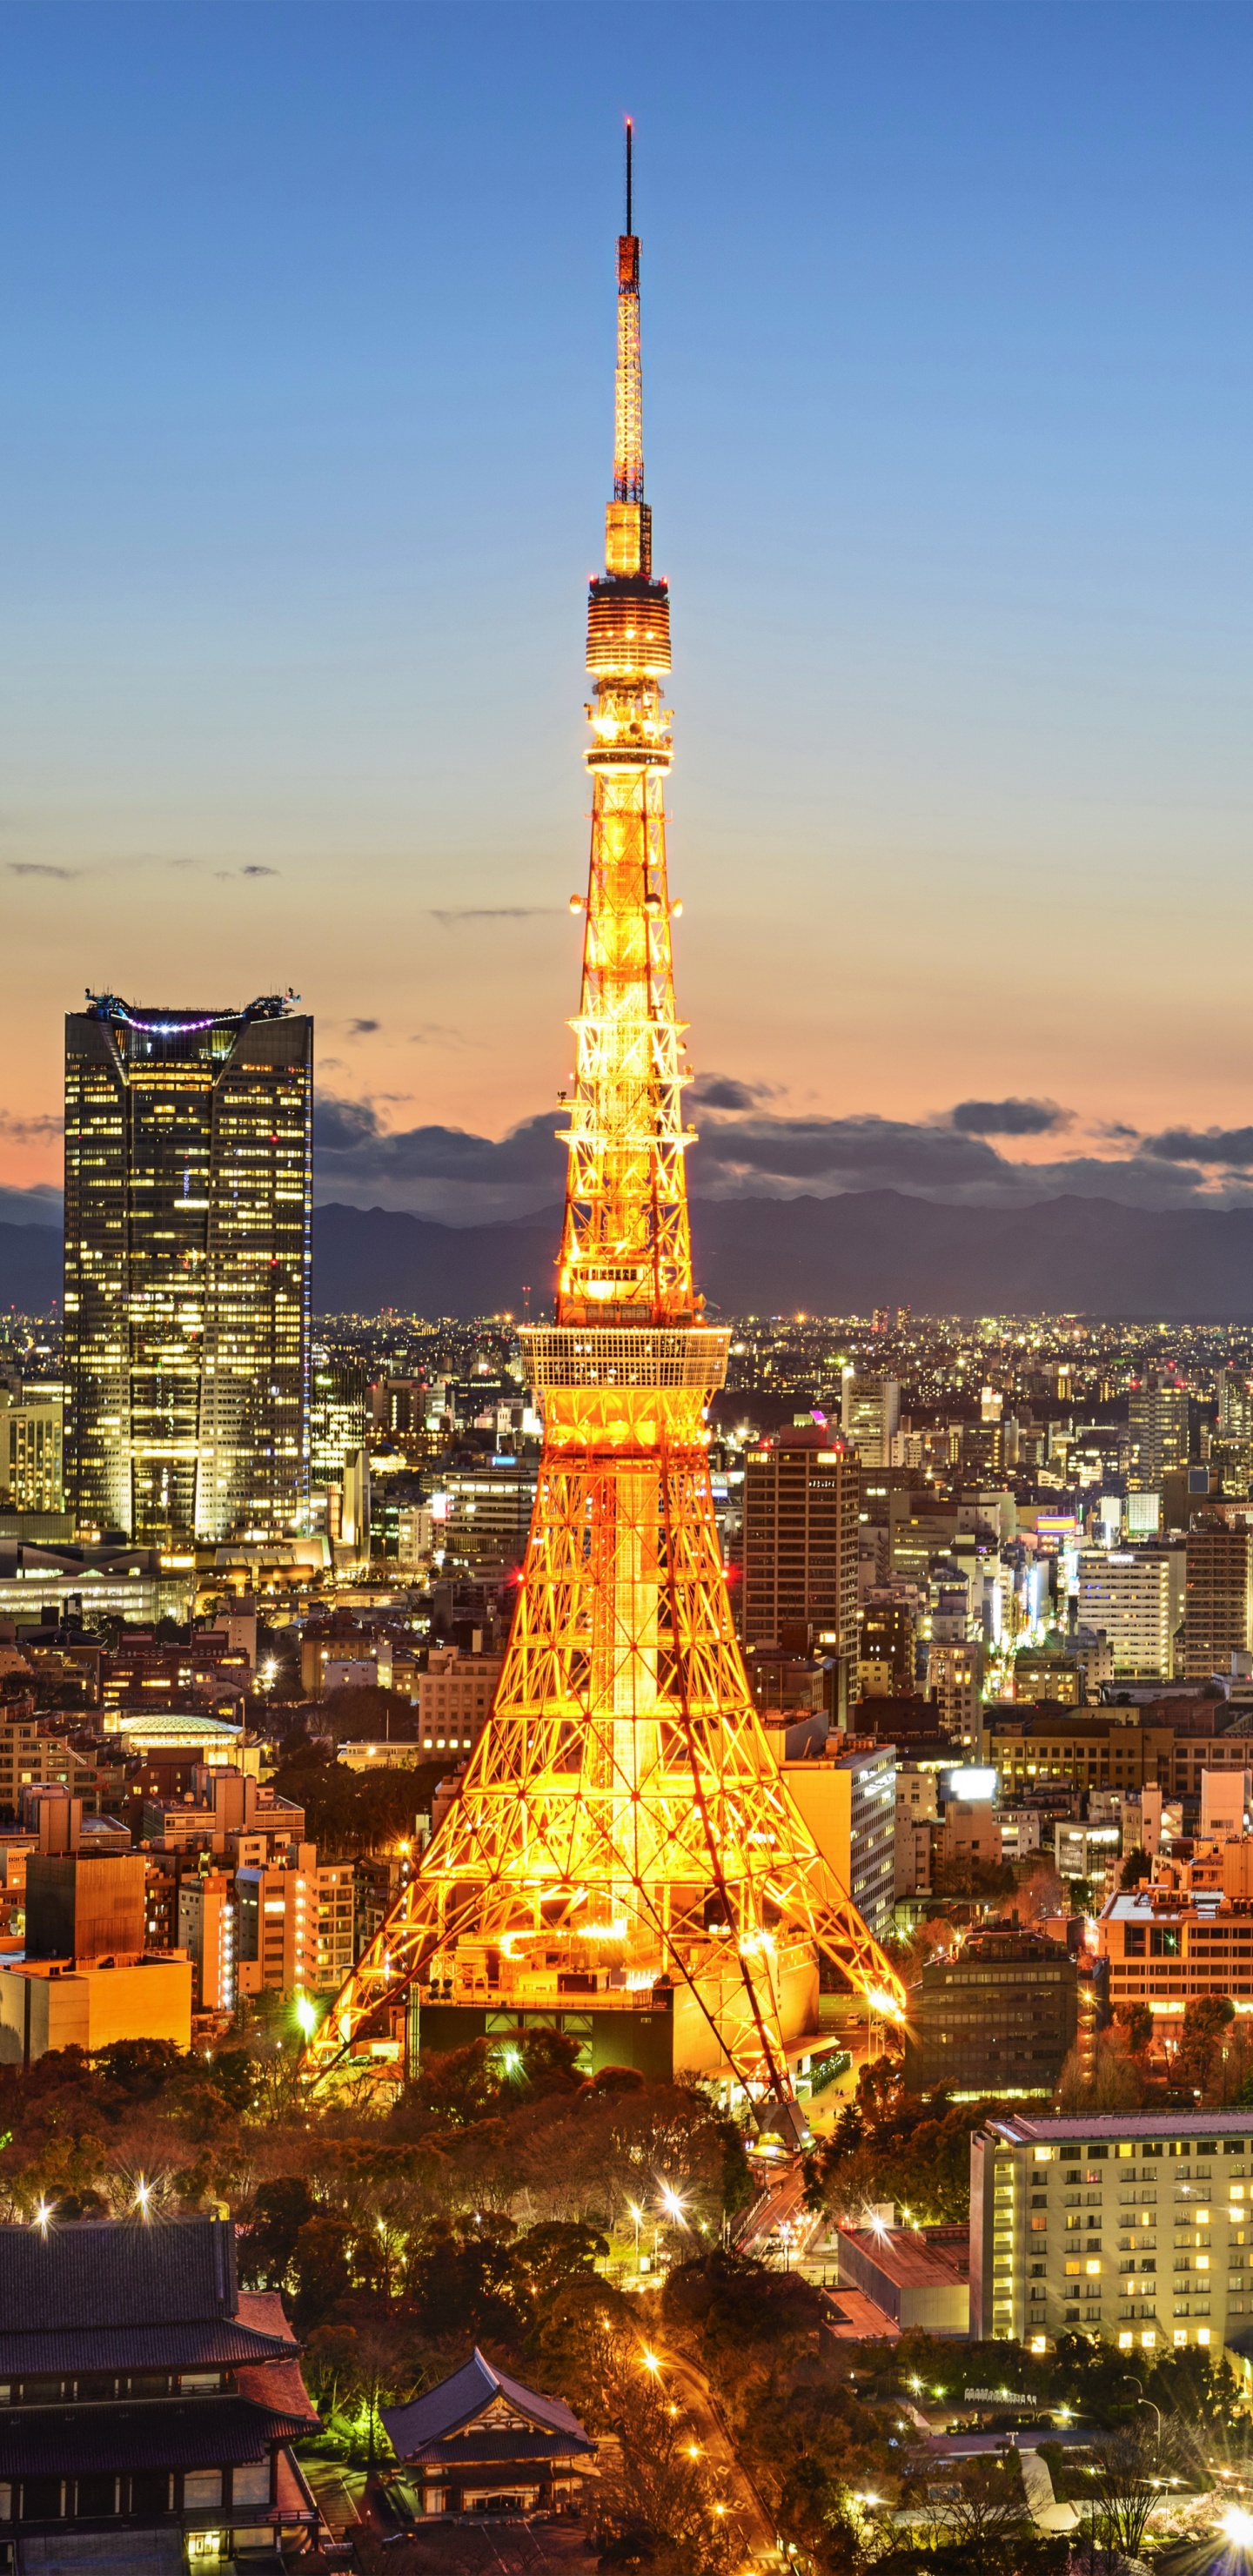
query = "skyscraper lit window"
(64, 991, 312, 1544)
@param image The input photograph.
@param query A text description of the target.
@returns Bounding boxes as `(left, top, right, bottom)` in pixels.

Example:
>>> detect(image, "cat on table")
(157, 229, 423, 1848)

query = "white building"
(1076, 1546, 1181, 1679)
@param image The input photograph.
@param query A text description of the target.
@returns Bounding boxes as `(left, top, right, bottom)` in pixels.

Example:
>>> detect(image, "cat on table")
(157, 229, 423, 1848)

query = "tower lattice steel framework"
(306, 127, 907, 2100)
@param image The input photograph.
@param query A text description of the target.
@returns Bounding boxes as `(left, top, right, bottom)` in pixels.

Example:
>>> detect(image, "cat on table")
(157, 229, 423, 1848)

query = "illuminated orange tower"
(308, 129, 905, 2100)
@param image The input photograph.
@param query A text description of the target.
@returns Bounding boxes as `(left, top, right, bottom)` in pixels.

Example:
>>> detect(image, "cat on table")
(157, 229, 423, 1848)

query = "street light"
(1122, 2377, 1162, 2445)
(1222, 2508, 1253, 2547)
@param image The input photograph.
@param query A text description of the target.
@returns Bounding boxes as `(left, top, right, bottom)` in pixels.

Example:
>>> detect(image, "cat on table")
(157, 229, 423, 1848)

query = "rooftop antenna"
(626, 115, 633, 237)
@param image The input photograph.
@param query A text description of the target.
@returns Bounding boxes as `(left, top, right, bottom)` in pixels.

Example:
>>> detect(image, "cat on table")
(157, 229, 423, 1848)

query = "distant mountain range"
(309, 1191, 1253, 1321)
(6, 1191, 1253, 1321)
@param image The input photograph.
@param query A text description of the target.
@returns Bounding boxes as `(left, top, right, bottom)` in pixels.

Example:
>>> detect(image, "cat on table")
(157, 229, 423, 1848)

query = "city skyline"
(3, 2, 1253, 1228)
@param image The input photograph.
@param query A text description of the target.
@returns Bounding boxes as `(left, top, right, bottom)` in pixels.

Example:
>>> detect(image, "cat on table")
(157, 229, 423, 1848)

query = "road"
(646, 2338, 778, 2566)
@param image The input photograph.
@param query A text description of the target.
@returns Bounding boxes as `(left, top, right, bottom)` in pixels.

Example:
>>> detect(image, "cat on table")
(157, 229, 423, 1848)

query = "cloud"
(0, 1110, 64, 1143)
(241, 864, 278, 878)
(950, 1097, 1074, 1137)
(6, 862, 79, 882)
(408, 1023, 480, 1050)
(346, 1018, 381, 1037)
(690, 1073, 778, 1111)
(429, 906, 560, 928)
(316, 1097, 561, 1183)
(1141, 1127, 1253, 1170)
(312, 1082, 1253, 1223)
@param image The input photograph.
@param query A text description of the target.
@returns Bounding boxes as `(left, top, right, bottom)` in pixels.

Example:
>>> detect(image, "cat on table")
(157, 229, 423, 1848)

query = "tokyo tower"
(308, 128, 906, 2103)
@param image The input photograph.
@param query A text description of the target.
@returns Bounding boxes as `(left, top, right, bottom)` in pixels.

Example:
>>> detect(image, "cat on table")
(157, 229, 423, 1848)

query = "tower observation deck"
(305, 127, 906, 2104)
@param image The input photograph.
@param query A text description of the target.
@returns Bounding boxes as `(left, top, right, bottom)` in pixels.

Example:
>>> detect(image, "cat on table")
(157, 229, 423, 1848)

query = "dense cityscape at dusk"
(5, 4, 1253, 2573)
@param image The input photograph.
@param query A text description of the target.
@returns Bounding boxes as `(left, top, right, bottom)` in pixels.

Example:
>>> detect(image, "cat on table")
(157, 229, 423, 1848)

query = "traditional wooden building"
(0, 2211, 320, 2570)
(382, 2348, 595, 2519)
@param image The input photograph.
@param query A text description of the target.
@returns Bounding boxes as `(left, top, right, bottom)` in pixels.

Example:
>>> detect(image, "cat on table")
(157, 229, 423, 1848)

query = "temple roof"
(0, 2397, 311, 2478)
(0, 2216, 238, 2333)
(0, 2321, 292, 2378)
(382, 2349, 593, 2466)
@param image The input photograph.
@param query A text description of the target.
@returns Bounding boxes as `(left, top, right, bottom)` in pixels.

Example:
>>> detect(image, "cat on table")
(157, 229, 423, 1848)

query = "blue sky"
(3, 0, 1253, 1222)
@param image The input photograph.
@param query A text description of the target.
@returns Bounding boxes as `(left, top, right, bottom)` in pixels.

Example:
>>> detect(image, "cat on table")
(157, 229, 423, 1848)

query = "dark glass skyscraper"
(64, 992, 312, 1545)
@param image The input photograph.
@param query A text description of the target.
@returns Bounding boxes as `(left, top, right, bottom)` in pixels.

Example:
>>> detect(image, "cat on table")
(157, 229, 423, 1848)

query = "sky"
(3, 0, 1253, 1226)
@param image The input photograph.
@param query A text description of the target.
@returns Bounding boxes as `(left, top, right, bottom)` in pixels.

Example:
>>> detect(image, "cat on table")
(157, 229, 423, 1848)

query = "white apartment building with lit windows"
(972, 2112, 1253, 2355)
(235, 1848, 355, 1998)
(1076, 1546, 1181, 1678)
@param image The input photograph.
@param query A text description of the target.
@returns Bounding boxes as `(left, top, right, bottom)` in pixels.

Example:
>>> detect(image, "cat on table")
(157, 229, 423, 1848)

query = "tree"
(1119, 1848, 1150, 1889)
(1113, 2002, 1154, 2056)
(238, 2176, 315, 2290)
(1174, 1992, 1235, 2097)
(588, 2323, 743, 2576)
(1082, 2416, 1196, 2568)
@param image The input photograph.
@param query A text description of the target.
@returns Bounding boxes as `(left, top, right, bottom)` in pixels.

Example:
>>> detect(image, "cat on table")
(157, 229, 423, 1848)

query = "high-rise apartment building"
(739, 1426, 860, 1682)
(1183, 1524, 1253, 1680)
(1076, 1546, 1180, 1677)
(840, 1372, 900, 1466)
(1128, 1370, 1189, 1493)
(971, 2110, 1253, 2353)
(64, 992, 312, 1545)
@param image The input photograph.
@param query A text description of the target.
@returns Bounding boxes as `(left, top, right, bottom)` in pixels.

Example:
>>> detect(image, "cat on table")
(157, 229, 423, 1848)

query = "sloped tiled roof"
(381, 2349, 593, 2466)
(0, 2396, 309, 2478)
(0, 2215, 236, 2332)
(0, 2321, 291, 2377)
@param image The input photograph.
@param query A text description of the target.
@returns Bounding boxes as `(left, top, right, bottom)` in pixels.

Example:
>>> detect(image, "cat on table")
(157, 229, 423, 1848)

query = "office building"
(971, 2110, 1253, 2351)
(1076, 1546, 1180, 1678)
(939, 1798, 1001, 1871)
(431, 1464, 538, 1580)
(928, 1638, 983, 1744)
(840, 1372, 900, 1467)
(988, 1702, 1250, 1800)
(739, 1426, 859, 1694)
(64, 990, 312, 1546)
(859, 1598, 915, 1698)
(1128, 1370, 1189, 1492)
(1184, 1524, 1253, 1680)
(1014, 1645, 1082, 1706)
(0, 1387, 63, 1513)
(0, 2215, 319, 2560)
(779, 1737, 896, 1938)
(1099, 1870, 1253, 2013)
(904, 1928, 1080, 2100)
(1055, 1820, 1122, 1887)
(310, 1344, 369, 1529)
(0, 1955, 191, 2063)
(418, 1646, 505, 1754)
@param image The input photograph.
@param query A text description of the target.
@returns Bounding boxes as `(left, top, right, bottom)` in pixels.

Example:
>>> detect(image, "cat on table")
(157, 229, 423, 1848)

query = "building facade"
(64, 991, 312, 1546)
(1128, 1371, 1189, 1493)
(739, 1426, 860, 1696)
(0, 2214, 320, 2560)
(0, 1389, 63, 1513)
(840, 1372, 900, 1467)
(1184, 1524, 1253, 1680)
(1076, 1546, 1179, 1678)
(905, 1929, 1082, 2100)
(971, 2110, 1253, 2355)
(780, 1737, 896, 1938)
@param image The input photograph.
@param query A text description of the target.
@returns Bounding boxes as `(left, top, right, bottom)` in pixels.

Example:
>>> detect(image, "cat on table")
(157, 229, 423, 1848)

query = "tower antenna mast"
(626, 114, 633, 235)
